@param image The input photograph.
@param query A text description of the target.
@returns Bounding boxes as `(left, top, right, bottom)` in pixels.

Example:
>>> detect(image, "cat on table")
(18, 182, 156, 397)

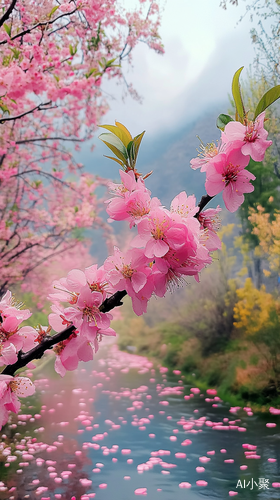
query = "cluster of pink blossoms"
(0, 291, 37, 367)
(0, 291, 36, 426)
(190, 112, 272, 212)
(104, 171, 221, 312)
(0, 112, 272, 429)
(46, 170, 222, 380)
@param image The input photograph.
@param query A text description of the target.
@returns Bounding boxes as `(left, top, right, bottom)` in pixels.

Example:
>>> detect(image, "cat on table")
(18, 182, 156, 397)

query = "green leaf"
(132, 131, 145, 160)
(104, 155, 124, 166)
(99, 57, 107, 68)
(99, 124, 131, 147)
(99, 133, 128, 164)
(216, 113, 234, 131)
(0, 103, 10, 115)
(3, 24, 11, 37)
(99, 133, 127, 156)
(232, 67, 245, 121)
(106, 58, 117, 66)
(48, 6, 59, 17)
(74, 206, 79, 213)
(254, 85, 280, 120)
(85, 68, 98, 78)
(127, 140, 136, 166)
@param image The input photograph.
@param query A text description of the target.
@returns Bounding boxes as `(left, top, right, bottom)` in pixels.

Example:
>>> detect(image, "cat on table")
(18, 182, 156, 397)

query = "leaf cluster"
(99, 121, 145, 172)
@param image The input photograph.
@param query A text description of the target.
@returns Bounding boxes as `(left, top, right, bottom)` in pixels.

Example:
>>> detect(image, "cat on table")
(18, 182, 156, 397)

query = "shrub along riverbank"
(113, 253, 280, 413)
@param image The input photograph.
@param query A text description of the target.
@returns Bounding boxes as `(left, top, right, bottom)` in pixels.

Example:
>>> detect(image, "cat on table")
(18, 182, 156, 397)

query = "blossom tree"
(0, 0, 163, 298)
(0, 68, 280, 429)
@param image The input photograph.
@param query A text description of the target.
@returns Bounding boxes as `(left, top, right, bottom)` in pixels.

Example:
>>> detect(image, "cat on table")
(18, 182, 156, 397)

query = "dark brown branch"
(0, 190, 214, 377)
(1, 290, 128, 376)
(1, 325, 77, 376)
(0, 0, 17, 28)
(0, 102, 53, 123)
(16, 136, 83, 144)
(0, 8, 77, 45)
(195, 194, 214, 216)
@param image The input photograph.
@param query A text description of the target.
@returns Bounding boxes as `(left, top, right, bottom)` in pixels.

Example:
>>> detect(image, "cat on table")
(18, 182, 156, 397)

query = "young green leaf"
(132, 131, 145, 160)
(115, 122, 132, 142)
(99, 132, 128, 164)
(99, 124, 131, 147)
(232, 66, 245, 122)
(104, 155, 124, 167)
(3, 24, 11, 37)
(254, 85, 280, 120)
(216, 113, 234, 131)
(48, 6, 59, 17)
(127, 140, 136, 167)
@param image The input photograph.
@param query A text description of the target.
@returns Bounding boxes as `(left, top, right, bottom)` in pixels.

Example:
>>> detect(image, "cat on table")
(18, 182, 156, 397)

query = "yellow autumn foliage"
(249, 206, 280, 274)
(234, 278, 277, 335)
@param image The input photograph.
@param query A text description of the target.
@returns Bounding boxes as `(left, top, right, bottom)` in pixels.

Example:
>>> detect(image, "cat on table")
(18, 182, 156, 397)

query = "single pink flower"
(0, 316, 37, 365)
(0, 291, 32, 322)
(0, 375, 35, 428)
(106, 170, 160, 226)
(170, 191, 199, 218)
(190, 141, 227, 172)
(132, 208, 171, 258)
(222, 112, 272, 162)
(205, 145, 255, 212)
(84, 264, 111, 299)
(53, 333, 93, 377)
(104, 247, 150, 295)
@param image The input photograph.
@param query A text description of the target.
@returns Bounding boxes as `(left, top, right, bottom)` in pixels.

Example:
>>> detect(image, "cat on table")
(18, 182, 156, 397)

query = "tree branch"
(0, 8, 78, 45)
(16, 136, 83, 144)
(195, 194, 214, 215)
(0, 102, 54, 124)
(1, 289, 128, 376)
(0, 0, 17, 28)
(0, 191, 215, 377)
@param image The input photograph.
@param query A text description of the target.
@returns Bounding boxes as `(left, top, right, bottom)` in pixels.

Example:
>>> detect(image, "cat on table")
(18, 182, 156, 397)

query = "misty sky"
(100, 0, 256, 138)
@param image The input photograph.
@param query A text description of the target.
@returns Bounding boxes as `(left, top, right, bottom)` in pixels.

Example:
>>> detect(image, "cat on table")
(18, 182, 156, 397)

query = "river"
(0, 343, 280, 499)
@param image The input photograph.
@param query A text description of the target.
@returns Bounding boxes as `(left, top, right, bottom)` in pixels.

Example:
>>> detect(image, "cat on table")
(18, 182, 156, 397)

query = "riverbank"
(1, 344, 280, 500)
(113, 298, 280, 414)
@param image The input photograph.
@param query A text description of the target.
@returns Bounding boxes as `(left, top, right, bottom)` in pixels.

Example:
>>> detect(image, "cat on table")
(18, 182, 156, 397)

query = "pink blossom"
(84, 264, 111, 300)
(170, 191, 199, 219)
(53, 333, 94, 377)
(198, 207, 222, 251)
(190, 141, 227, 172)
(0, 375, 35, 429)
(0, 316, 37, 365)
(106, 170, 160, 226)
(49, 285, 116, 345)
(0, 291, 32, 322)
(222, 112, 272, 162)
(205, 145, 255, 212)
(104, 247, 150, 294)
(132, 208, 171, 258)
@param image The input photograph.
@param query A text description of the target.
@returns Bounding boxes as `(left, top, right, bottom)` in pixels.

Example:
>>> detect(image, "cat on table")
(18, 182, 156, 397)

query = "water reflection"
(0, 344, 280, 499)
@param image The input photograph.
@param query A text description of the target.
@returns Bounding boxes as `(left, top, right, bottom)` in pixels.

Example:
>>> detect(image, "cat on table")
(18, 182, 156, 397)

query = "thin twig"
(0, 102, 54, 123)
(0, 8, 77, 45)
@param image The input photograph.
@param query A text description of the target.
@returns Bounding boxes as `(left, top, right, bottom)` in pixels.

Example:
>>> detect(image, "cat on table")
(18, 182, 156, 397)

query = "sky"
(100, 0, 256, 138)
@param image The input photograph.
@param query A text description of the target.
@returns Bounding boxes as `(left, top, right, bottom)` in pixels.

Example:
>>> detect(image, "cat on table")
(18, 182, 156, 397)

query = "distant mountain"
(139, 107, 226, 206)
